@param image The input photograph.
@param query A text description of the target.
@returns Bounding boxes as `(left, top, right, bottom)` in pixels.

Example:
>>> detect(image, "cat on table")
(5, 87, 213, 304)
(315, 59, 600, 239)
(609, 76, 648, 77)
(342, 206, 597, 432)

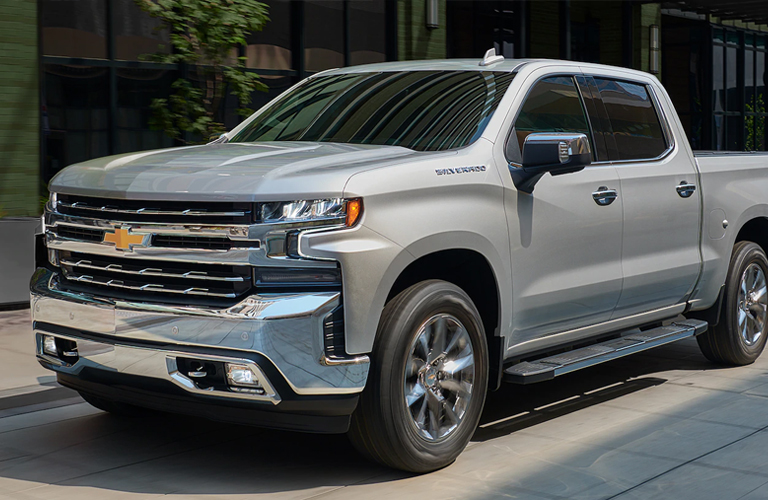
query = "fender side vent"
(323, 305, 346, 359)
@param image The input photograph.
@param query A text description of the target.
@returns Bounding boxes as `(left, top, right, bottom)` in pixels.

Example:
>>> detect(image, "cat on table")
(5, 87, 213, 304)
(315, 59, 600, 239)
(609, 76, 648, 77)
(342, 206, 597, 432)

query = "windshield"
(230, 71, 516, 151)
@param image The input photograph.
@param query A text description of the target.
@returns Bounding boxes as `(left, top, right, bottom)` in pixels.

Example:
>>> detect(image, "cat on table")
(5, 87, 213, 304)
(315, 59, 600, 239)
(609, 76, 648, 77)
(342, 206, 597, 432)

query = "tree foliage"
(134, 0, 270, 142)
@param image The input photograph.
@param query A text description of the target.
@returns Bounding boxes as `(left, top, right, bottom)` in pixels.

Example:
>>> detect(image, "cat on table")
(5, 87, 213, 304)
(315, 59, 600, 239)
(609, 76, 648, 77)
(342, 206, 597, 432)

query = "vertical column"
(516, 0, 529, 58)
(107, 0, 117, 155)
(622, 0, 634, 68)
(343, 0, 350, 66)
(385, 0, 398, 61)
(560, 0, 571, 60)
(291, 1, 305, 79)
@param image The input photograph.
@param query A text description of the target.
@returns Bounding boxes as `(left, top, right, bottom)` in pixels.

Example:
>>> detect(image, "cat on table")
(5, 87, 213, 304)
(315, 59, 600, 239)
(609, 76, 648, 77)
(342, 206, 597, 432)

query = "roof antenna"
(479, 48, 504, 67)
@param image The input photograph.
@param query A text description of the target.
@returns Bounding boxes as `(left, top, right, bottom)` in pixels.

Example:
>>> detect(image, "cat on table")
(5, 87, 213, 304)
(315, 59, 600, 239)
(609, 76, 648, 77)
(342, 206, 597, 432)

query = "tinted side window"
(508, 76, 592, 163)
(593, 79, 667, 160)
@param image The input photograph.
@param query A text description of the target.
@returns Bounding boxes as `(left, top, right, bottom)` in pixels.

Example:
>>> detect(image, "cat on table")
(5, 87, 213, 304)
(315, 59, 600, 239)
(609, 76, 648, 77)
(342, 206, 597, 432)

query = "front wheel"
(697, 241, 768, 365)
(348, 280, 488, 473)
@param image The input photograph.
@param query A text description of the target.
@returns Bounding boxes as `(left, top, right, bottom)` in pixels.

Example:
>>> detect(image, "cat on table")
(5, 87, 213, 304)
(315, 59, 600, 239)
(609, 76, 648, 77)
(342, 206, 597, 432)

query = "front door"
(501, 74, 624, 345)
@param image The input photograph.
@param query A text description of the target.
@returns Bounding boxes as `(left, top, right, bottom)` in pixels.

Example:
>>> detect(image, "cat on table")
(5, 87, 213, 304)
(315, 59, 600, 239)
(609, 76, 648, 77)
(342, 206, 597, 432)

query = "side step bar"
(503, 319, 708, 385)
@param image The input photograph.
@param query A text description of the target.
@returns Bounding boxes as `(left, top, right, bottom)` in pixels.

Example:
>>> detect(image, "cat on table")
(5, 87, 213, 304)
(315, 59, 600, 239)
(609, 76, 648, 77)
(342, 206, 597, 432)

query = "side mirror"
(510, 133, 592, 193)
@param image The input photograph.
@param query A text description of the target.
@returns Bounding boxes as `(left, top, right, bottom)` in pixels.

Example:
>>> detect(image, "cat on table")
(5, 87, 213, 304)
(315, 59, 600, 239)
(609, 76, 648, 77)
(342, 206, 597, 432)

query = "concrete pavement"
(2, 308, 768, 499)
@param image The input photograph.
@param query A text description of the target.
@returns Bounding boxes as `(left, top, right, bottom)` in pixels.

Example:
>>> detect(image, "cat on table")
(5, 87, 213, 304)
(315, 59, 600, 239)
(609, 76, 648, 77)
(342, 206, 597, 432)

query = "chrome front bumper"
(30, 268, 369, 403)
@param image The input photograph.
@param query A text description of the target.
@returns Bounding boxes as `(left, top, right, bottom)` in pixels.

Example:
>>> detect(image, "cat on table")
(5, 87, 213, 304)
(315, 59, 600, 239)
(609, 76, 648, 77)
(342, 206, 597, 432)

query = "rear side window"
(593, 79, 668, 160)
(508, 76, 592, 163)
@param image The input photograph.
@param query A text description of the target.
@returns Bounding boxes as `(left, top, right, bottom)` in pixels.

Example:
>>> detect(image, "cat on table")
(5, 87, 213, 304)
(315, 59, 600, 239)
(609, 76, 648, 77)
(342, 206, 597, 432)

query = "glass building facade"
(2, 0, 768, 219)
(39, 0, 394, 186)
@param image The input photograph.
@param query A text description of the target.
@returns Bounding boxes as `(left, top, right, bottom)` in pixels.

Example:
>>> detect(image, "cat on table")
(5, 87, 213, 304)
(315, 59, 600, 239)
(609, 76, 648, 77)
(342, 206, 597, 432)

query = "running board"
(503, 319, 708, 385)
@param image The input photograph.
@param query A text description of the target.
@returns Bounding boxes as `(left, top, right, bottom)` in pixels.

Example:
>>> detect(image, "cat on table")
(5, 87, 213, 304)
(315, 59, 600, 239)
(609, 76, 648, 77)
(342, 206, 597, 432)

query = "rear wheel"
(348, 280, 488, 473)
(697, 241, 768, 365)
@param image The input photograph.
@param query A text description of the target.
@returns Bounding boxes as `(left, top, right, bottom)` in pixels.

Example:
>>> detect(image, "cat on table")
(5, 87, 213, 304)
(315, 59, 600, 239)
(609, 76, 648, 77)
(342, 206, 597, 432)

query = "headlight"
(261, 198, 363, 227)
(49, 192, 58, 211)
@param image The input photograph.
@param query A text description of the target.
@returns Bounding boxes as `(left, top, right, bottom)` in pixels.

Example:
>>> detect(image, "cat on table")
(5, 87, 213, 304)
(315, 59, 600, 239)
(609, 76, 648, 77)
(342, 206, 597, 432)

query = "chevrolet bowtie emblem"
(103, 227, 146, 251)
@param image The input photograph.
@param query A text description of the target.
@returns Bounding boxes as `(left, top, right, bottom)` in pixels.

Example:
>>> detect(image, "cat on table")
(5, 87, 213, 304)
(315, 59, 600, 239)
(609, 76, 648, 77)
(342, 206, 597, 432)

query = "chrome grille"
(51, 225, 254, 251)
(56, 226, 103, 242)
(57, 194, 253, 224)
(59, 251, 251, 300)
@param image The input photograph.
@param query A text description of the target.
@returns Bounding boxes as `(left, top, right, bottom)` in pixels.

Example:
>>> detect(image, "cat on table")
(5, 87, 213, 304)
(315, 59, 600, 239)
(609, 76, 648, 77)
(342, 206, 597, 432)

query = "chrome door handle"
(676, 181, 696, 198)
(592, 186, 618, 206)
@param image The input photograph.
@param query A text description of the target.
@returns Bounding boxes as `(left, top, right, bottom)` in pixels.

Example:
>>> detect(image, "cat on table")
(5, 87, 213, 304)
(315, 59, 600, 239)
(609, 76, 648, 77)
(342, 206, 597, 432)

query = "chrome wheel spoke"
(404, 313, 476, 442)
(406, 382, 426, 407)
(428, 317, 448, 363)
(426, 391, 442, 439)
(415, 396, 428, 428)
(444, 325, 465, 356)
(443, 401, 460, 425)
(443, 352, 475, 376)
(439, 378, 473, 399)
(407, 357, 425, 377)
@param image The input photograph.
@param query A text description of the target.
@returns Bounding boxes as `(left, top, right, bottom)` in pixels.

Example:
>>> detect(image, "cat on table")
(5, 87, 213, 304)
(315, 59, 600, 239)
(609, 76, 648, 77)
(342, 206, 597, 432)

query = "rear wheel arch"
(735, 217, 768, 256)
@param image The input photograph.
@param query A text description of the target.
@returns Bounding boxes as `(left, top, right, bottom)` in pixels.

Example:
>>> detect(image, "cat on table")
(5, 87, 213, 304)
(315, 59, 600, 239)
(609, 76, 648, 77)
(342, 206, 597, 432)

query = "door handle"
(592, 186, 618, 206)
(676, 181, 696, 198)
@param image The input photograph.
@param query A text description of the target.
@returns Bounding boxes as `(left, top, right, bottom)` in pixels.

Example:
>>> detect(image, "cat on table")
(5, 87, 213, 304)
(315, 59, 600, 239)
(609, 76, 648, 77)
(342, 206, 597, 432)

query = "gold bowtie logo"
(103, 227, 146, 251)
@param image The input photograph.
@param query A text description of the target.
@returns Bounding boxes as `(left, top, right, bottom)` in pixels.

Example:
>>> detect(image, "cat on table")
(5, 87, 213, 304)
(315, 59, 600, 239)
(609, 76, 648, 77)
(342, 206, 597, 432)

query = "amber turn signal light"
(345, 198, 363, 227)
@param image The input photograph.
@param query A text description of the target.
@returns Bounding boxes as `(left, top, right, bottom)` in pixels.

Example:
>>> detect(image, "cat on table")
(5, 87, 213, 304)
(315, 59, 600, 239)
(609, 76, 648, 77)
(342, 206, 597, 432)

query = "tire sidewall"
(375, 281, 488, 471)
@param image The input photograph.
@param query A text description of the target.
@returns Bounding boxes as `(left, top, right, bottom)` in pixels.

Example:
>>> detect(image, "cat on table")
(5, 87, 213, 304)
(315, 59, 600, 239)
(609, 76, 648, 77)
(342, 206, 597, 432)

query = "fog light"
(225, 363, 260, 387)
(42, 335, 57, 356)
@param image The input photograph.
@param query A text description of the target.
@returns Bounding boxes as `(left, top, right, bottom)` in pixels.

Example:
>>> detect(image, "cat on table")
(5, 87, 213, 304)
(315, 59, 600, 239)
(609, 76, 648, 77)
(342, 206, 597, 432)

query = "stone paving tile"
(307, 470, 557, 500)
(576, 413, 753, 462)
(686, 394, 768, 430)
(696, 428, 768, 477)
(452, 440, 682, 500)
(604, 382, 741, 419)
(744, 382, 768, 398)
(0, 403, 98, 435)
(0, 310, 49, 393)
(609, 463, 768, 500)
(669, 371, 768, 393)
(735, 481, 768, 500)
(6, 485, 166, 500)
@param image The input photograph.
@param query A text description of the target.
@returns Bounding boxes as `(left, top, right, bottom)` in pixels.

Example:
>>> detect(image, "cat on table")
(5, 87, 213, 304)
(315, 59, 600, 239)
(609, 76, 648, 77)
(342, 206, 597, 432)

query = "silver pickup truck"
(31, 52, 768, 472)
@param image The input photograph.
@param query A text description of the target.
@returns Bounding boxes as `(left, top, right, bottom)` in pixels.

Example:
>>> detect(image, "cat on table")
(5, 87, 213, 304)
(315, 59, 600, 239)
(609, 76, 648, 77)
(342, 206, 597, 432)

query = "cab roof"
(318, 58, 658, 83)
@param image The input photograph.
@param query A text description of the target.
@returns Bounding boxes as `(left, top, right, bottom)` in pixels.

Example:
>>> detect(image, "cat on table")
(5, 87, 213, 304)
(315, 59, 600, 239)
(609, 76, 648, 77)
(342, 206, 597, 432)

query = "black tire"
(348, 280, 488, 473)
(697, 241, 768, 365)
(79, 392, 152, 417)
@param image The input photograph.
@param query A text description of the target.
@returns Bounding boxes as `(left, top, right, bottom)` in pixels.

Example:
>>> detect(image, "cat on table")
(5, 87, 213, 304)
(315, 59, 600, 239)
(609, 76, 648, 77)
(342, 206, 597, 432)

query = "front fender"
(301, 227, 511, 355)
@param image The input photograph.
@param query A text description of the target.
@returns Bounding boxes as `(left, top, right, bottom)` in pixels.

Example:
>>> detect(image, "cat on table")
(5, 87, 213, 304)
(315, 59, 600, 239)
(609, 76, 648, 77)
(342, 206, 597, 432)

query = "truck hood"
(49, 142, 421, 201)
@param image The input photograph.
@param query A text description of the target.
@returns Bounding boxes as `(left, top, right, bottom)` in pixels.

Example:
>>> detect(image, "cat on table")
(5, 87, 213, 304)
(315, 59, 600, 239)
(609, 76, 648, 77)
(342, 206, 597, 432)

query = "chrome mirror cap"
(510, 133, 592, 194)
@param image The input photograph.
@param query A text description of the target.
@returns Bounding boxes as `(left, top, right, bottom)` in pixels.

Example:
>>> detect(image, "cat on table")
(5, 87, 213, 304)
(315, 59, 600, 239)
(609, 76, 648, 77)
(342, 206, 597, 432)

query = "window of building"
(349, 0, 386, 65)
(42, 0, 107, 58)
(43, 64, 110, 182)
(509, 76, 592, 163)
(304, 1, 344, 72)
(246, 0, 292, 71)
(746, 35, 767, 151)
(114, 0, 170, 61)
(116, 68, 175, 154)
(593, 79, 667, 161)
(447, 1, 525, 59)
